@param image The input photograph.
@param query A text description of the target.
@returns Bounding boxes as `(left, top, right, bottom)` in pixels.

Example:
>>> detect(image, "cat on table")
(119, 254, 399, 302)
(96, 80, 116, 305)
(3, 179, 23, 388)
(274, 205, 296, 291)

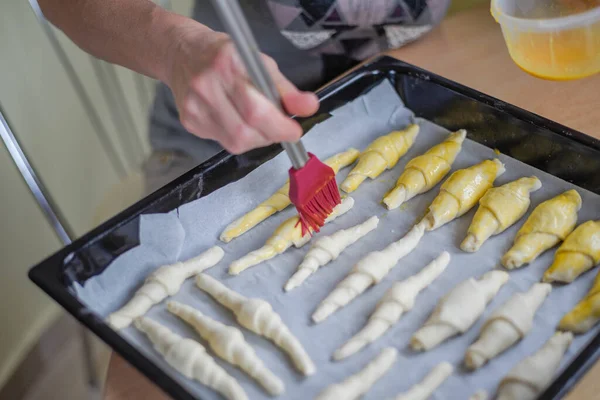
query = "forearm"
(37, 0, 212, 84)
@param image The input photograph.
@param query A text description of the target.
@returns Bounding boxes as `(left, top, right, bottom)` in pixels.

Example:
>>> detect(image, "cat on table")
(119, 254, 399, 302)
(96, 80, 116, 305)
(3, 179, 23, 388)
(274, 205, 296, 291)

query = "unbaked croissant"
(333, 251, 450, 360)
(465, 283, 552, 370)
(383, 129, 466, 210)
(220, 148, 359, 243)
(559, 268, 600, 333)
(106, 246, 224, 330)
(496, 331, 573, 400)
(461, 176, 542, 252)
(284, 216, 379, 292)
(340, 124, 420, 193)
(229, 197, 354, 275)
(502, 189, 582, 269)
(420, 159, 505, 231)
(312, 222, 425, 324)
(411, 270, 509, 351)
(315, 347, 397, 400)
(195, 274, 315, 376)
(167, 301, 284, 395)
(134, 317, 248, 400)
(543, 220, 600, 283)
(392, 362, 454, 400)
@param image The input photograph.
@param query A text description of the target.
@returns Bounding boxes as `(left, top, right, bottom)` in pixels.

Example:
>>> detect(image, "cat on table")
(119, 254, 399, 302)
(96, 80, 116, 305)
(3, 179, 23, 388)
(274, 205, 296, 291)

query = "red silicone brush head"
(289, 153, 341, 236)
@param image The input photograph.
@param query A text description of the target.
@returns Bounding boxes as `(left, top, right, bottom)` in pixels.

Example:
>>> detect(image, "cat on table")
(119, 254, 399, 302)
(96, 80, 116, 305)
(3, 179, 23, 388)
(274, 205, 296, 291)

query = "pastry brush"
(209, 0, 341, 235)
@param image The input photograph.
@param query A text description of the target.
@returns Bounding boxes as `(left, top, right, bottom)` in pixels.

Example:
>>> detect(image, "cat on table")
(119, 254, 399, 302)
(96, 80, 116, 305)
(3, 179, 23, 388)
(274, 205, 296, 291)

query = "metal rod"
(27, 0, 127, 178)
(209, 0, 309, 170)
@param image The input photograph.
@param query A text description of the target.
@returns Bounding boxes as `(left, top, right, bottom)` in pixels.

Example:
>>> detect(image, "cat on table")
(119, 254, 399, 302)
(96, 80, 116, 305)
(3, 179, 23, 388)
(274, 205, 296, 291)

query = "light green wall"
(449, 0, 489, 14)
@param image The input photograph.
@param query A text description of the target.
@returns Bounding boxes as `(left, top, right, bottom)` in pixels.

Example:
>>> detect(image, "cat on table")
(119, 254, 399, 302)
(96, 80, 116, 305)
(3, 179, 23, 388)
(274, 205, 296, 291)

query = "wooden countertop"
(103, 5, 600, 400)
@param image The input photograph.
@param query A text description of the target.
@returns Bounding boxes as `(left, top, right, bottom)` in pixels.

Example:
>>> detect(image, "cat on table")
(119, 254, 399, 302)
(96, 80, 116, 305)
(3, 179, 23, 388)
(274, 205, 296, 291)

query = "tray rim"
(29, 55, 600, 400)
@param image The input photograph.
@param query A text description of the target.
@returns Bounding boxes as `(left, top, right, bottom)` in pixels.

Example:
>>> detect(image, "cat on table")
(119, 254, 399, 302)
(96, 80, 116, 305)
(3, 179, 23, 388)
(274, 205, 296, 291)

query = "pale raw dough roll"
(229, 197, 354, 275)
(393, 362, 453, 400)
(312, 222, 425, 323)
(167, 301, 284, 395)
(333, 251, 450, 360)
(383, 129, 466, 210)
(134, 317, 248, 400)
(502, 189, 581, 269)
(461, 176, 541, 252)
(106, 246, 224, 329)
(465, 283, 551, 370)
(285, 216, 379, 292)
(315, 347, 397, 400)
(220, 148, 359, 242)
(196, 274, 315, 376)
(411, 270, 509, 351)
(496, 332, 573, 400)
(341, 124, 420, 193)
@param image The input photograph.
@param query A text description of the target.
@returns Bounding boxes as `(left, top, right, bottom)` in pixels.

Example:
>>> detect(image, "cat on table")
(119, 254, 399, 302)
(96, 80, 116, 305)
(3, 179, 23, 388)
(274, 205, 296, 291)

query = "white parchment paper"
(75, 80, 600, 400)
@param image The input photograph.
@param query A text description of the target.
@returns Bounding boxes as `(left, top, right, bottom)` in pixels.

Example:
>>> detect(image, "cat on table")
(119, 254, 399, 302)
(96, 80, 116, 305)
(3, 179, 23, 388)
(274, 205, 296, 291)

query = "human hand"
(166, 26, 319, 155)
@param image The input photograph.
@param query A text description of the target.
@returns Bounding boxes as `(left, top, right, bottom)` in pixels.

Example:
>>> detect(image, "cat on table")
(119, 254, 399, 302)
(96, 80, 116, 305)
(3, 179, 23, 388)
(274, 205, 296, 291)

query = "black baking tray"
(29, 56, 600, 399)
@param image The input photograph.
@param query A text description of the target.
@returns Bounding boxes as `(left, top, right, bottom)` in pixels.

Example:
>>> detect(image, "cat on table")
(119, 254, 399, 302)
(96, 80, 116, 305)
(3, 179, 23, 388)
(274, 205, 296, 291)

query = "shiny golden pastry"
(340, 124, 420, 193)
(461, 176, 542, 252)
(559, 268, 600, 333)
(220, 148, 359, 243)
(502, 190, 582, 269)
(543, 220, 600, 283)
(420, 159, 505, 231)
(383, 129, 466, 210)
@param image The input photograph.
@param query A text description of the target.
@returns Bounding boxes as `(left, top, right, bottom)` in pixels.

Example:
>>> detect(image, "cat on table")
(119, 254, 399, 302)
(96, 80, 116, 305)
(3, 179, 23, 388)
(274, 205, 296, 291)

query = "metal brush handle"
(209, 0, 310, 169)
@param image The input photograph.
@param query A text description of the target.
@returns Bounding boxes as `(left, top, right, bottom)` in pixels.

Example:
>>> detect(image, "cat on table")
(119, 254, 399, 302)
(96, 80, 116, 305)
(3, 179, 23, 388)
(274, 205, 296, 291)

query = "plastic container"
(491, 0, 600, 80)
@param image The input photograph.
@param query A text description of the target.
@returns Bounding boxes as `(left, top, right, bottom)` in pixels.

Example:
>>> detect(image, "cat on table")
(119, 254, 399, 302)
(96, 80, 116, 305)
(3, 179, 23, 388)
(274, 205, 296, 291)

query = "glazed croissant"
(383, 129, 466, 210)
(420, 159, 505, 231)
(502, 189, 582, 269)
(465, 283, 552, 370)
(559, 268, 600, 333)
(543, 220, 600, 283)
(196, 274, 315, 376)
(284, 216, 379, 292)
(220, 148, 359, 243)
(340, 124, 420, 193)
(167, 301, 284, 395)
(312, 222, 425, 324)
(496, 332, 573, 400)
(315, 347, 397, 400)
(461, 176, 542, 252)
(333, 251, 450, 361)
(106, 246, 224, 329)
(411, 270, 509, 351)
(134, 317, 248, 400)
(229, 197, 354, 275)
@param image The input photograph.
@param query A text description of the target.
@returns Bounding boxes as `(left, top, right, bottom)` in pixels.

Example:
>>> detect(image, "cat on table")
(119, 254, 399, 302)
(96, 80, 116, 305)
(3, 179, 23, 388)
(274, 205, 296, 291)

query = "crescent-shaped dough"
(340, 124, 420, 193)
(411, 270, 509, 351)
(502, 190, 582, 269)
(134, 317, 248, 400)
(315, 347, 397, 400)
(421, 159, 505, 231)
(465, 283, 552, 370)
(496, 331, 573, 400)
(229, 197, 354, 275)
(393, 362, 453, 400)
(543, 220, 600, 283)
(167, 301, 284, 395)
(106, 246, 224, 329)
(285, 216, 379, 292)
(333, 251, 450, 361)
(220, 148, 359, 243)
(559, 268, 600, 333)
(312, 222, 425, 324)
(383, 129, 466, 210)
(195, 274, 315, 376)
(461, 176, 542, 252)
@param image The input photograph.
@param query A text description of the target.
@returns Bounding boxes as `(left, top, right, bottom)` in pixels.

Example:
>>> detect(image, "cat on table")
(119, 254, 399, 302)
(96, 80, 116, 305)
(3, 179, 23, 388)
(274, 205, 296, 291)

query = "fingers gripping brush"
(209, 0, 341, 235)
